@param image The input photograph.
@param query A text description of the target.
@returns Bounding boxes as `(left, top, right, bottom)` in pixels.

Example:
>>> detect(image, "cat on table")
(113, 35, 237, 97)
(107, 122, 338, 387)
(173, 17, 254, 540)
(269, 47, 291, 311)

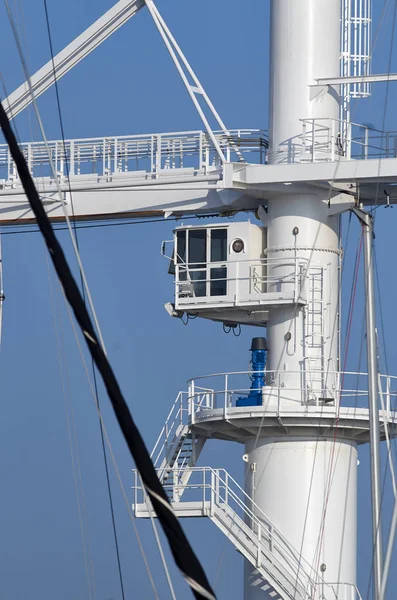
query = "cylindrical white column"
(269, 0, 340, 163)
(265, 193, 340, 406)
(243, 1, 352, 598)
(244, 437, 357, 600)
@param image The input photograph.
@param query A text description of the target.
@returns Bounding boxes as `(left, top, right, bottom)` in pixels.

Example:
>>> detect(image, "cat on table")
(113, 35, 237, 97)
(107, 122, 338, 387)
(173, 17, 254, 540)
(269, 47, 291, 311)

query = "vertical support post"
(114, 137, 118, 173)
(386, 376, 391, 418)
(70, 140, 75, 177)
(7, 147, 11, 181)
(346, 121, 350, 159)
(360, 210, 383, 599)
(150, 135, 154, 173)
(27, 144, 32, 175)
(203, 468, 206, 511)
(294, 255, 298, 303)
(204, 136, 209, 172)
(199, 131, 203, 171)
(311, 118, 315, 161)
(55, 142, 59, 177)
(210, 470, 215, 517)
(302, 119, 307, 154)
(190, 380, 195, 425)
(156, 134, 162, 177)
(256, 523, 261, 568)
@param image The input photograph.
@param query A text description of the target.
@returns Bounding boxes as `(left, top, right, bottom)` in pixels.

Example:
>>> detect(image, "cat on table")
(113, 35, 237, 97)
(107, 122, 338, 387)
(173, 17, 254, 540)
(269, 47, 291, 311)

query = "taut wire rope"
(0, 79, 216, 600)
(42, 1, 179, 594)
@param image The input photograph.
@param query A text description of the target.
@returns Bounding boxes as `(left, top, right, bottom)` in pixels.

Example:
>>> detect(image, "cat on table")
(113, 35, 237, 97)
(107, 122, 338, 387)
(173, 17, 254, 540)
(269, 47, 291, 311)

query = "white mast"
(244, 1, 354, 597)
(3, 0, 397, 597)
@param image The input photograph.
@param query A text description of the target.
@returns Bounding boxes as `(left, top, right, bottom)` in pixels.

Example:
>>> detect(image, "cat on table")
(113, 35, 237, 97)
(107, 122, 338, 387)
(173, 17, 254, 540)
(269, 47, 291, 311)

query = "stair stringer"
(156, 423, 207, 500)
(210, 502, 312, 600)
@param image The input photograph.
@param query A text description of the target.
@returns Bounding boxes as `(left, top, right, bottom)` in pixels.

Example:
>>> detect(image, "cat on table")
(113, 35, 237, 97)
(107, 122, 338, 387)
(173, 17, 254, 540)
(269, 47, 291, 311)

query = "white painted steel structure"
(340, 0, 372, 125)
(341, 0, 372, 98)
(251, 6, 349, 594)
(133, 467, 363, 600)
(2, 0, 145, 120)
(3, 0, 397, 597)
(131, 368, 397, 599)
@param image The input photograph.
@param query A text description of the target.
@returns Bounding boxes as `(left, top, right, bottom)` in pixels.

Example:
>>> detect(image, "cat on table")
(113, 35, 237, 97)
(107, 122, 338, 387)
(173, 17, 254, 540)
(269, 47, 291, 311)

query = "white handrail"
(173, 256, 309, 306)
(0, 128, 267, 183)
(299, 117, 397, 162)
(150, 391, 187, 466)
(171, 370, 397, 414)
(133, 466, 362, 599)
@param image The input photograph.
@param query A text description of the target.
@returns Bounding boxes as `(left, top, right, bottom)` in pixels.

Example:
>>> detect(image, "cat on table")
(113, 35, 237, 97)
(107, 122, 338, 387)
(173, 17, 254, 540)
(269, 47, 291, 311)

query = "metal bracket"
(309, 84, 330, 102)
(351, 206, 372, 228)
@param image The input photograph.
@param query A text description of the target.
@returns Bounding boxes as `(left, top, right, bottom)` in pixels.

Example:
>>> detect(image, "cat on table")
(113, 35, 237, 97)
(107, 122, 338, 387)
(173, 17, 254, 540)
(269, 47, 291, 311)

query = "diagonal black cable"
(0, 98, 216, 600)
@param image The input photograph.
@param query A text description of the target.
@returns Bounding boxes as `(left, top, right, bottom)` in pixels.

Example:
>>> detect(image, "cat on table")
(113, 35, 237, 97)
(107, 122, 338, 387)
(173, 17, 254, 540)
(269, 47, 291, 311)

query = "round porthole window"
(232, 238, 244, 253)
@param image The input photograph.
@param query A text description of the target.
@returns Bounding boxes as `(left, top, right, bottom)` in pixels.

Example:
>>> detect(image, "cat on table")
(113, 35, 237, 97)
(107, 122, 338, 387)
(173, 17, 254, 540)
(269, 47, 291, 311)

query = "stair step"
(211, 503, 309, 600)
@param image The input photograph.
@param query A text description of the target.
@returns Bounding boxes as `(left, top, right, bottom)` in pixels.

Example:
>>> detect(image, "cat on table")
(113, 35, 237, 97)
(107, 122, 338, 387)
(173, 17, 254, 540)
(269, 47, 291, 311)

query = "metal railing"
(150, 391, 189, 469)
(316, 582, 363, 600)
(147, 371, 397, 458)
(132, 466, 361, 600)
(300, 118, 397, 162)
(171, 256, 309, 306)
(186, 370, 397, 413)
(0, 128, 268, 185)
(133, 466, 319, 598)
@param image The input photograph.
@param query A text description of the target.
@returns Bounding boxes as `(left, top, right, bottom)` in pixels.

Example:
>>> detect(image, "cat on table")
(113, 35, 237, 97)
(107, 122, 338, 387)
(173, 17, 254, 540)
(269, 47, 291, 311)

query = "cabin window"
(175, 227, 228, 298)
(188, 230, 207, 265)
(210, 267, 227, 296)
(176, 230, 186, 264)
(188, 230, 207, 297)
(210, 229, 227, 262)
(210, 229, 227, 295)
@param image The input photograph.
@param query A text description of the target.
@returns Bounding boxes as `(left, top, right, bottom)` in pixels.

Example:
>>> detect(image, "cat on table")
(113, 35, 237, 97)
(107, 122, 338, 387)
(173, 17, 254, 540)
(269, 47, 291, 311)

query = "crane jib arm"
(2, 0, 145, 121)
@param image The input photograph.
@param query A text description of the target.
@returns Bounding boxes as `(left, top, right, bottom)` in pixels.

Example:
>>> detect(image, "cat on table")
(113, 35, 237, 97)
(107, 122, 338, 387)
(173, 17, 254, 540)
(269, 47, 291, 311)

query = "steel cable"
(0, 94, 216, 600)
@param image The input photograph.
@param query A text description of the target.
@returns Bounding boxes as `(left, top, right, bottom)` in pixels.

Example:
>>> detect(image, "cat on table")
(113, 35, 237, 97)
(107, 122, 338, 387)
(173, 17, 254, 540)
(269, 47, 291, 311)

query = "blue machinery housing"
(237, 337, 268, 407)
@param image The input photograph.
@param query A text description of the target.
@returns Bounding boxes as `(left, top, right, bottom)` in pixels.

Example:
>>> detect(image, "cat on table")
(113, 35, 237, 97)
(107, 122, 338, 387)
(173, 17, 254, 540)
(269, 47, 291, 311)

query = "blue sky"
(0, 1, 397, 599)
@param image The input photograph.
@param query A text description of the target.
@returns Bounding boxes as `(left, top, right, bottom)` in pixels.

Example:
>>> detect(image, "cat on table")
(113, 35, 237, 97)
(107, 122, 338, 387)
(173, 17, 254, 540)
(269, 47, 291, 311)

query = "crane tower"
(134, 1, 397, 598)
(1, 0, 397, 598)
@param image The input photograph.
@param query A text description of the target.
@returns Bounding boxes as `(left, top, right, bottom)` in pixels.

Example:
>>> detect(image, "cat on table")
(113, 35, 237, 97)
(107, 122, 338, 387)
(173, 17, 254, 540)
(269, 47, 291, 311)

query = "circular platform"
(191, 404, 397, 444)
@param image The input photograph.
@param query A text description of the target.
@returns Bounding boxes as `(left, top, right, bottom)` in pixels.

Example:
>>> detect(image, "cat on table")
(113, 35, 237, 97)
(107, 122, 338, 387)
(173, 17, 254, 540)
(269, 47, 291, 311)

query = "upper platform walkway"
(298, 118, 397, 163)
(1, 119, 395, 192)
(1, 122, 397, 223)
(0, 129, 267, 191)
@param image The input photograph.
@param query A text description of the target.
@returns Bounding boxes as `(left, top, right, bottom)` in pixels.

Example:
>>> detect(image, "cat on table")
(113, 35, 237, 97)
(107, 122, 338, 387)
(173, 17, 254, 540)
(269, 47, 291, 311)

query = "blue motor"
(237, 337, 268, 407)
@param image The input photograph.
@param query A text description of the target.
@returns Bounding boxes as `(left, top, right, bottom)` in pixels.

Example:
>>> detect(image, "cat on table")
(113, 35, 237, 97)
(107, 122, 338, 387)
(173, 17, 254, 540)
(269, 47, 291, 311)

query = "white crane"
(2, 1, 397, 599)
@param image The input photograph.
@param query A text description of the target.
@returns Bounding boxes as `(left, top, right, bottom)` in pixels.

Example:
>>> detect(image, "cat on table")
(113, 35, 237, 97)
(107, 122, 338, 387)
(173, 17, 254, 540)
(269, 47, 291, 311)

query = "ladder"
(304, 268, 325, 403)
(340, 0, 372, 129)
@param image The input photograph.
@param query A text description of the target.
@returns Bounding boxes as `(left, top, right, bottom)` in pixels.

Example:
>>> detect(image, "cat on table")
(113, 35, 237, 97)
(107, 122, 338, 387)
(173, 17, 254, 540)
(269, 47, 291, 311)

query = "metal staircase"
(132, 467, 360, 600)
(210, 499, 310, 600)
(149, 391, 206, 500)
